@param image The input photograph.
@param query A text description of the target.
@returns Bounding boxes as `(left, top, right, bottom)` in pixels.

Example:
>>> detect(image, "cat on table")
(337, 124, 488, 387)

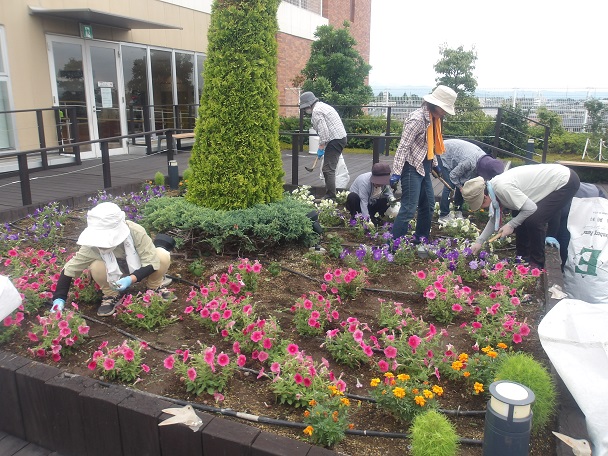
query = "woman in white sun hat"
(51, 202, 174, 316)
(389, 85, 457, 244)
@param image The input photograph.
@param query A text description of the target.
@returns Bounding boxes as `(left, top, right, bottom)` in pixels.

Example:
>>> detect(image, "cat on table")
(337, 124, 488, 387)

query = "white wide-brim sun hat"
(77, 202, 130, 248)
(461, 176, 486, 211)
(423, 85, 457, 115)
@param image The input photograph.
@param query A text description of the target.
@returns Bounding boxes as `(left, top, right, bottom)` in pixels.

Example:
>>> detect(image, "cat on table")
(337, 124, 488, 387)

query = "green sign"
(80, 23, 93, 39)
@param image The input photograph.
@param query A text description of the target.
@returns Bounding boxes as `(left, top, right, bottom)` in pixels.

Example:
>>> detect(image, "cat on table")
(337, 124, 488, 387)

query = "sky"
(368, 0, 608, 94)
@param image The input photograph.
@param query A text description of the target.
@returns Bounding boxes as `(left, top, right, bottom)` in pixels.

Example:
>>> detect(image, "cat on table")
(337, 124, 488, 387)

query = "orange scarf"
(427, 113, 445, 160)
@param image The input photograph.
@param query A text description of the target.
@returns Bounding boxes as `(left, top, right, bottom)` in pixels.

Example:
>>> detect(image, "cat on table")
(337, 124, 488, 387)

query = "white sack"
(0, 275, 22, 320)
(319, 155, 350, 189)
(563, 197, 608, 303)
(538, 299, 608, 455)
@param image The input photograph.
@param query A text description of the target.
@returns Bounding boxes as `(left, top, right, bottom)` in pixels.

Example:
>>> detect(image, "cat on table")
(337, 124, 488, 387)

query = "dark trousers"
(322, 137, 347, 199)
(514, 169, 580, 268)
(345, 192, 389, 225)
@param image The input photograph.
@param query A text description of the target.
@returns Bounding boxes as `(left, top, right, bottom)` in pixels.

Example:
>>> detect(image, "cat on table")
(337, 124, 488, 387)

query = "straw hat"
(423, 85, 457, 115)
(461, 176, 486, 211)
(77, 202, 130, 248)
(370, 162, 391, 186)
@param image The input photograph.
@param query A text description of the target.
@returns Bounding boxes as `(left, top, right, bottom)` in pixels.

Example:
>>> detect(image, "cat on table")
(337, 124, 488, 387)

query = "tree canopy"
(434, 44, 478, 96)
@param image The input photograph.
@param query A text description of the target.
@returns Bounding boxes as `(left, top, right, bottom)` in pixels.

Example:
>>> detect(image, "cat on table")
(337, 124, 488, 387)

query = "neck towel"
(486, 182, 502, 231)
(427, 113, 445, 160)
(98, 233, 142, 284)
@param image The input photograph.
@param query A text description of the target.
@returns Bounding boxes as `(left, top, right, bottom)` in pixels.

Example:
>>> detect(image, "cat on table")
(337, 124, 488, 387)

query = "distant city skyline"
(369, 86, 608, 100)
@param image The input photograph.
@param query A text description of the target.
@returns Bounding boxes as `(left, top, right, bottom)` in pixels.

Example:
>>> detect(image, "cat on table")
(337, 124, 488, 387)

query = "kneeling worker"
(345, 162, 395, 225)
(51, 202, 175, 317)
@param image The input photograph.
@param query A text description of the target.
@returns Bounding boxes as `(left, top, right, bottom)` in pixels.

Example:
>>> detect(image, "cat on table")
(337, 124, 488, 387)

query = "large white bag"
(319, 155, 350, 189)
(0, 275, 22, 320)
(538, 299, 608, 455)
(563, 197, 608, 303)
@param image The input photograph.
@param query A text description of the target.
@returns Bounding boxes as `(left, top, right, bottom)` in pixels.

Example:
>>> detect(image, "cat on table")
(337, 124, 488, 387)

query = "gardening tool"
(488, 232, 503, 243)
(305, 156, 319, 172)
(159, 405, 203, 431)
(431, 168, 455, 200)
(552, 432, 592, 455)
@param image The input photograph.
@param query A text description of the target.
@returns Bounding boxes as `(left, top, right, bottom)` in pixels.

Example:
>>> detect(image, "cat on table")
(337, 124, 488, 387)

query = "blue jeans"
(439, 173, 464, 216)
(391, 160, 434, 240)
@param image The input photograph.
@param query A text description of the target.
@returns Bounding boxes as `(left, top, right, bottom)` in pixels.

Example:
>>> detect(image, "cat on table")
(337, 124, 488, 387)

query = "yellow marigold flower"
(432, 385, 444, 396)
(423, 389, 434, 399)
(481, 345, 492, 353)
(458, 353, 469, 362)
(412, 388, 419, 395)
(393, 387, 406, 399)
(381, 390, 387, 395)
(340, 397, 350, 407)
(397, 373, 410, 381)
(474, 382, 484, 394)
(497, 342, 508, 349)
(309, 399, 317, 406)
(487, 351, 498, 358)
(463, 371, 471, 378)
(414, 396, 426, 407)
(303, 426, 314, 436)
(370, 378, 381, 387)
(303, 411, 310, 417)
(384, 372, 395, 378)
(451, 360, 464, 371)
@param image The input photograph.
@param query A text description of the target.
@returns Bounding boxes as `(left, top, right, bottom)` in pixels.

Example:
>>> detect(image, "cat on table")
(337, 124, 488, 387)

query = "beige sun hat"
(77, 202, 130, 248)
(423, 85, 457, 115)
(461, 176, 486, 211)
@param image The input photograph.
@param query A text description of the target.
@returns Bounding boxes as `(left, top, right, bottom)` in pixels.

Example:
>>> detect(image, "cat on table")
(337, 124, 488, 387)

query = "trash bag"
(319, 155, 350, 189)
(563, 197, 608, 303)
(0, 275, 22, 320)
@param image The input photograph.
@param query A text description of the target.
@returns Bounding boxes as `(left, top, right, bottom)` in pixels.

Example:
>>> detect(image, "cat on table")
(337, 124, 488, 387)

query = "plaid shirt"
(311, 101, 347, 148)
(391, 105, 432, 177)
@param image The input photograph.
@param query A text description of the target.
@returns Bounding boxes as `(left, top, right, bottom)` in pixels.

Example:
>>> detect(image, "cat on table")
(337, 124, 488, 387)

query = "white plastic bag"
(538, 299, 608, 455)
(563, 197, 608, 303)
(319, 155, 350, 189)
(0, 275, 22, 320)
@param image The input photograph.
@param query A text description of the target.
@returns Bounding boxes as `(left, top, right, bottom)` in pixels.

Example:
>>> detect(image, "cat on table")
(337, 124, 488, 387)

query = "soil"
(1, 211, 557, 456)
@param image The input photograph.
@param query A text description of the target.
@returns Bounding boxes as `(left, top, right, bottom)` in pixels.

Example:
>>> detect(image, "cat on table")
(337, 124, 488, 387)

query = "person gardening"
(389, 85, 457, 242)
(51, 202, 175, 317)
(461, 163, 580, 269)
(299, 91, 347, 200)
(437, 138, 506, 224)
(345, 162, 396, 226)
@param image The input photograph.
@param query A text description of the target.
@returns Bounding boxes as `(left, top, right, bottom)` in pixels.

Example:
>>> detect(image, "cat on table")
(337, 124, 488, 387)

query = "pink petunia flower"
(217, 353, 230, 367)
(287, 343, 299, 355)
(163, 355, 175, 369)
(141, 364, 150, 373)
(103, 358, 116, 370)
(384, 345, 397, 358)
(187, 367, 197, 381)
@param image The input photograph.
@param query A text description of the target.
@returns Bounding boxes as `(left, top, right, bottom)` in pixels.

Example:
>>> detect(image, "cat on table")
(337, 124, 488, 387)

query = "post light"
(168, 159, 179, 190)
(483, 380, 535, 456)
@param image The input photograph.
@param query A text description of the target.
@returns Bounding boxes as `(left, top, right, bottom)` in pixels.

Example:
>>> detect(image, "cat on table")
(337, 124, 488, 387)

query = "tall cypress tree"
(187, 0, 284, 210)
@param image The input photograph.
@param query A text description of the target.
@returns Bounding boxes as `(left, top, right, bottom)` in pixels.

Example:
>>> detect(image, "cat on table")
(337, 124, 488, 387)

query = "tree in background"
(434, 44, 478, 96)
(295, 21, 373, 117)
(584, 98, 607, 136)
(495, 103, 530, 155)
(187, 0, 284, 210)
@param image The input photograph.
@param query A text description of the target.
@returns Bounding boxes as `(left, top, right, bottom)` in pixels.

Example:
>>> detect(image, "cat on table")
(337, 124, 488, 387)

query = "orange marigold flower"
(393, 387, 406, 399)
(303, 411, 310, 417)
(423, 389, 434, 399)
(487, 351, 498, 358)
(451, 360, 464, 371)
(397, 373, 410, 381)
(370, 378, 381, 387)
(332, 411, 339, 422)
(309, 399, 317, 406)
(348, 423, 355, 429)
(384, 372, 395, 378)
(497, 342, 508, 349)
(458, 353, 469, 362)
(463, 371, 471, 378)
(412, 388, 419, 395)
(390, 379, 396, 386)
(303, 426, 314, 436)
(481, 345, 492, 353)
(340, 397, 350, 406)
(432, 385, 444, 396)
(414, 396, 426, 407)
(474, 382, 484, 394)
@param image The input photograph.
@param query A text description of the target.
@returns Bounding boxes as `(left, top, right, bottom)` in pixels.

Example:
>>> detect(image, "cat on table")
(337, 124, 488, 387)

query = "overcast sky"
(368, 0, 608, 93)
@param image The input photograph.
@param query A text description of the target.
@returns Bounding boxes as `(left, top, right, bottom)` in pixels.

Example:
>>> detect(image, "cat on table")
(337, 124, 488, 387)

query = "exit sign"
(80, 23, 93, 39)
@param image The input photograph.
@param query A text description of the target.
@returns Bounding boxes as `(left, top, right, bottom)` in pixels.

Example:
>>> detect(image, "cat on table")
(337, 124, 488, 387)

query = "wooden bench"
(157, 132, 195, 152)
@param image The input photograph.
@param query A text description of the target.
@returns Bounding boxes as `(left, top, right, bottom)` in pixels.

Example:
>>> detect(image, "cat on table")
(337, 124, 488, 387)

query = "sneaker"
(416, 244, 429, 259)
(161, 275, 173, 287)
(438, 213, 454, 225)
(154, 287, 178, 302)
(453, 211, 464, 219)
(97, 295, 121, 317)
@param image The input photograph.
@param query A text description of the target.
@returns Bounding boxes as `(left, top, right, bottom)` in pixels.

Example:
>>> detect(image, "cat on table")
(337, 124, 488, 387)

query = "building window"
(0, 26, 15, 150)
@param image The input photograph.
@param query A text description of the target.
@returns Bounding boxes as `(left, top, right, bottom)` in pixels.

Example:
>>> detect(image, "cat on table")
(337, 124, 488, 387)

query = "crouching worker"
(345, 162, 395, 225)
(461, 163, 580, 269)
(51, 202, 175, 317)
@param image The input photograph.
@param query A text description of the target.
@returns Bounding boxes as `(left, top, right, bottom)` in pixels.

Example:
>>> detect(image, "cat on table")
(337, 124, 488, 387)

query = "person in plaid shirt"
(300, 92, 347, 200)
(389, 85, 457, 242)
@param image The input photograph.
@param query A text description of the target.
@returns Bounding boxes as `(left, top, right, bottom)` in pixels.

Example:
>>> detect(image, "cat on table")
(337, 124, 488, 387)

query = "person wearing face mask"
(345, 162, 395, 226)
(389, 85, 458, 242)
(50, 202, 175, 316)
(299, 91, 347, 200)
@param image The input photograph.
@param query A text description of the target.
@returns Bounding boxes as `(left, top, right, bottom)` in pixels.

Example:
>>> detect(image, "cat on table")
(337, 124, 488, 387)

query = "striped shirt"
(391, 105, 432, 177)
(311, 101, 347, 148)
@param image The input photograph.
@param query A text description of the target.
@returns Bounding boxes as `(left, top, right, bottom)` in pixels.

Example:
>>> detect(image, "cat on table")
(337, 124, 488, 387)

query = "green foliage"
(494, 353, 557, 434)
(116, 290, 179, 331)
(444, 106, 493, 140)
(89, 340, 149, 384)
(324, 329, 369, 368)
(434, 44, 478, 96)
(583, 98, 607, 135)
(303, 251, 325, 269)
(187, 0, 284, 210)
(303, 389, 352, 448)
(188, 259, 206, 277)
(299, 22, 373, 117)
(546, 131, 588, 155)
(0, 325, 19, 345)
(267, 261, 281, 277)
(141, 196, 319, 253)
(410, 410, 459, 456)
(153, 171, 165, 186)
(497, 104, 530, 155)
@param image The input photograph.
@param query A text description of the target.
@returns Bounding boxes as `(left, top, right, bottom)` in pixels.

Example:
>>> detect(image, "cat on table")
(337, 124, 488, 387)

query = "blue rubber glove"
(316, 148, 325, 158)
(432, 165, 442, 177)
(114, 276, 133, 292)
(545, 236, 560, 249)
(51, 298, 65, 313)
(389, 174, 400, 187)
